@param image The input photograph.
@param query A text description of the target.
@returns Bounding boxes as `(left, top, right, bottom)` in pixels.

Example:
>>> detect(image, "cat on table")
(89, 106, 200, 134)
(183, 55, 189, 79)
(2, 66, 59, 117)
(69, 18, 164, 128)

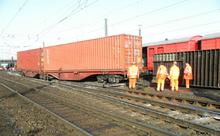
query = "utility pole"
(138, 24, 142, 36)
(105, 18, 108, 36)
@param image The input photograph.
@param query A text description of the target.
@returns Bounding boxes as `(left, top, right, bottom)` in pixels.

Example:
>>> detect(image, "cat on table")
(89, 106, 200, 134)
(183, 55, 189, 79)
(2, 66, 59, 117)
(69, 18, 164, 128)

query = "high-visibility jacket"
(127, 65, 139, 78)
(156, 65, 168, 80)
(184, 65, 193, 80)
(170, 65, 180, 80)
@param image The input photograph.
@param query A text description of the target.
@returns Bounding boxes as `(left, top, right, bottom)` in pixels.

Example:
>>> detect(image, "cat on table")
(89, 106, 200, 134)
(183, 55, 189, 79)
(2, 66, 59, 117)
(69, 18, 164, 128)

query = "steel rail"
(57, 81, 220, 116)
(40, 90, 177, 136)
(0, 77, 176, 136)
(1, 75, 220, 135)
(55, 82, 220, 136)
(0, 82, 93, 136)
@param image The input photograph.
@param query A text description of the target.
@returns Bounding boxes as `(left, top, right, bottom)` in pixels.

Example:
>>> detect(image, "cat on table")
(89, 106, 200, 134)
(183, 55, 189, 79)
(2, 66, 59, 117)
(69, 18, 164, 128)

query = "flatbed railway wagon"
(17, 34, 142, 83)
(153, 49, 220, 89)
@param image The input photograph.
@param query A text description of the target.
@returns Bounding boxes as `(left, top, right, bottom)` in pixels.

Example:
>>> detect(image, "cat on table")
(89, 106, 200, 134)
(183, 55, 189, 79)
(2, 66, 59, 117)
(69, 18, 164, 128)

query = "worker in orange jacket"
(184, 63, 193, 88)
(127, 63, 139, 89)
(156, 64, 168, 91)
(169, 61, 180, 91)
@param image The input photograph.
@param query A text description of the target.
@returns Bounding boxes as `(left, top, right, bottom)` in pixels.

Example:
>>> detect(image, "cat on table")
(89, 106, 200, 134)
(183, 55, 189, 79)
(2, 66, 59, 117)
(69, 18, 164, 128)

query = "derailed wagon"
(17, 34, 142, 83)
(153, 49, 220, 88)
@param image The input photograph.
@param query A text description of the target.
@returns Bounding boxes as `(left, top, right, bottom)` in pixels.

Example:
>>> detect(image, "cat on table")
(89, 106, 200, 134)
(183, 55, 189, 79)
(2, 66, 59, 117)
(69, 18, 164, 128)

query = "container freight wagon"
(17, 34, 142, 83)
(153, 49, 220, 88)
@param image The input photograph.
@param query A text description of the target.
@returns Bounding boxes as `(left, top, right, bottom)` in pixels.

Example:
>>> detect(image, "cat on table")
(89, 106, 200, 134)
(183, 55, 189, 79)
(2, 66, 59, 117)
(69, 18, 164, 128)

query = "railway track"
(64, 81, 220, 113)
(0, 80, 92, 136)
(1, 73, 220, 136)
(0, 76, 175, 136)
(54, 81, 220, 135)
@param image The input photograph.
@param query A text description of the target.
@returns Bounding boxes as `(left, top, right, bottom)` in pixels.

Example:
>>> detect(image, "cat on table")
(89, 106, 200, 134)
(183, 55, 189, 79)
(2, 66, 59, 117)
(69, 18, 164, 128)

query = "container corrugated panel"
(153, 49, 220, 88)
(17, 48, 41, 72)
(43, 34, 142, 72)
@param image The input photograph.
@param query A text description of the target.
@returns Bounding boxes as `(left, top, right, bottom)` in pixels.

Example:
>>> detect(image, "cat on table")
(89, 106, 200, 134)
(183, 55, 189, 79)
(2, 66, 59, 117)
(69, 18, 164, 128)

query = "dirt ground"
(0, 108, 16, 136)
(0, 88, 85, 136)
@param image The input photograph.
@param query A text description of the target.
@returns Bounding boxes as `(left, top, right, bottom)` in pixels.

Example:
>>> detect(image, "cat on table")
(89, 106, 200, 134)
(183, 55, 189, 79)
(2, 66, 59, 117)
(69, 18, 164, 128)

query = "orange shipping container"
(17, 34, 142, 82)
(17, 48, 41, 77)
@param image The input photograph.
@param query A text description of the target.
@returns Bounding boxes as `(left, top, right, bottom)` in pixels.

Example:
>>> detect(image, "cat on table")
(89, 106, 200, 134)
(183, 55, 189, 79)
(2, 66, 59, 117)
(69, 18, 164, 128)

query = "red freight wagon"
(17, 34, 142, 83)
(201, 33, 220, 50)
(142, 36, 202, 71)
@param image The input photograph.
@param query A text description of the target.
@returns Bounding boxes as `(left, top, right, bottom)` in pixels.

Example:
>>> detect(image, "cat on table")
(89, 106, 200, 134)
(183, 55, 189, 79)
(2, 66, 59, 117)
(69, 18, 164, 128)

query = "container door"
(124, 35, 142, 69)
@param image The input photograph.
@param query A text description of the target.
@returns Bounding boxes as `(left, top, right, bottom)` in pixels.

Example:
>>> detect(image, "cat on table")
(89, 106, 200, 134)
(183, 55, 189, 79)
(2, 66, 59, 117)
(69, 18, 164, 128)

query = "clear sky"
(0, 0, 220, 59)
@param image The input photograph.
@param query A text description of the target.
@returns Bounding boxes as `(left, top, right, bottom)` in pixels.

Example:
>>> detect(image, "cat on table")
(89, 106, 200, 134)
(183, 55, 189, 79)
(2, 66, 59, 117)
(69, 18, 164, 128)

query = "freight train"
(17, 33, 220, 88)
(17, 34, 142, 83)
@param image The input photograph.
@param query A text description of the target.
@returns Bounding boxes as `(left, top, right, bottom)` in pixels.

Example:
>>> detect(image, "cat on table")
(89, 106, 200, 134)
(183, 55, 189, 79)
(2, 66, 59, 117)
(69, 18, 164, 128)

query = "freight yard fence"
(153, 49, 220, 88)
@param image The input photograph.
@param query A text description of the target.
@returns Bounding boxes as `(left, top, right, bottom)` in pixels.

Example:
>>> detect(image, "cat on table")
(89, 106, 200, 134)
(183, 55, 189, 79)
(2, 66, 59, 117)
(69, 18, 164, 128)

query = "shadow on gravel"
(192, 89, 220, 102)
(191, 88, 220, 102)
(0, 84, 49, 100)
(20, 84, 49, 95)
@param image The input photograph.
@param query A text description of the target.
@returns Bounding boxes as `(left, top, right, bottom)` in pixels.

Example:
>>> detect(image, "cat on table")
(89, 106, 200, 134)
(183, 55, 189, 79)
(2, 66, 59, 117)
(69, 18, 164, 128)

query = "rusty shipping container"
(17, 34, 142, 81)
(153, 49, 220, 88)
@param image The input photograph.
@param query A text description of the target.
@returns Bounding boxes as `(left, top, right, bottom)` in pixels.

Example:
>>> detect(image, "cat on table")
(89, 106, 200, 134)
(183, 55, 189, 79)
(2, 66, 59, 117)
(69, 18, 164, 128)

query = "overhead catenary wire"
(53, 0, 190, 40)
(37, 0, 83, 35)
(0, 0, 29, 37)
(1, 0, 145, 44)
(109, 0, 189, 27)
(0, 0, 29, 55)
(87, 8, 220, 36)
(143, 8, 220, 29)
(157, 20, 220, 35)
(4, 0, 189, 43)
(118, 8, 220, 34)
(51, 0, 145, 34)
(36, 0, 82, 28)
(37, 0, 99, 37)
(48, 0, 189, 35)
(2, 0, 220, 51)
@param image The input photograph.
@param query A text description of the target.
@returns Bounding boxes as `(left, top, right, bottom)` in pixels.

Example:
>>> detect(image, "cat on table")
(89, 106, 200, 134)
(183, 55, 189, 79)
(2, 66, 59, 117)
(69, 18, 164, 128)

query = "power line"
(52, 0, 144, 34)
(37, 0, 83, 35)
(55, 0, 190, 38)
(37, 0, 99, 37)
(110, 0, 189, 27)
(36, 0, 80, 27)
(151, 20, 220, 36)
(123, 8, 220, 33)
(167, 20, 220, 33)
(56, 0, 188, 35)
(143, 8, 220, 29)
(0, 0, 29, 37)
